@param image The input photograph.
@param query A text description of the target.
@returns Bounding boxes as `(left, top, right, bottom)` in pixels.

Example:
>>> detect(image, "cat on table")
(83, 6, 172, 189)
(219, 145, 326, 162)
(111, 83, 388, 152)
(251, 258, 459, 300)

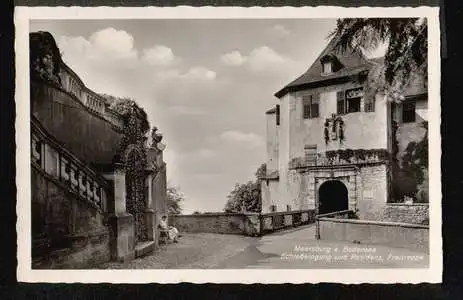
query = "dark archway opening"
(318, 180, 348, 214)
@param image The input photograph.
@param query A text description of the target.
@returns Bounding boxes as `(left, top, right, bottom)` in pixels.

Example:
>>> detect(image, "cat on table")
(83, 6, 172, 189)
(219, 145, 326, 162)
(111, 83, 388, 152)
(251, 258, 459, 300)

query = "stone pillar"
(144, 173, 156, 241)
(315, 178, 321, 239)
(107, 164, 135, 262)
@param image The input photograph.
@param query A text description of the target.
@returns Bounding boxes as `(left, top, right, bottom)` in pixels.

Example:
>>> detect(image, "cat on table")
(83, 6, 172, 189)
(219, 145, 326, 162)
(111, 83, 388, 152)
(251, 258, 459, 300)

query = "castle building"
(261, 37, 428, 220)
(30, 31, 168, 268)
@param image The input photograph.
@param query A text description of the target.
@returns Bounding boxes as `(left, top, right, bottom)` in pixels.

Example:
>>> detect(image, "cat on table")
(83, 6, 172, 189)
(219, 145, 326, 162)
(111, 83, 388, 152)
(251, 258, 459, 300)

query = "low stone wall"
(32, 231, 111, 269)
(171, 213, 261, 237)
(381, 203, 429, 225)
(32, 166, 111, 268)
(318, 218, 429, 253)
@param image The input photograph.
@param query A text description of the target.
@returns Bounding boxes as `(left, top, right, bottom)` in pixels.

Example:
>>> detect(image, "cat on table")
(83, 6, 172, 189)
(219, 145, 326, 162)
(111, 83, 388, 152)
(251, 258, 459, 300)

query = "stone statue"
(151, 126, 163, 148)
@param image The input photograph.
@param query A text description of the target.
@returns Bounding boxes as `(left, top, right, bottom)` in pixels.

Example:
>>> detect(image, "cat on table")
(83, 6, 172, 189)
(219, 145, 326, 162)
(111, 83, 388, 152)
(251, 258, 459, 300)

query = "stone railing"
(171, 209, 316, 237)
(170, 212, 261, 237)
(315, 209, 357, 239)
(31, 116, 109, 211)
(58, 63, 124, 131)
(289, 148, 390, 170)
(259, 209, 316, 234)
(316, 216, 429, 253)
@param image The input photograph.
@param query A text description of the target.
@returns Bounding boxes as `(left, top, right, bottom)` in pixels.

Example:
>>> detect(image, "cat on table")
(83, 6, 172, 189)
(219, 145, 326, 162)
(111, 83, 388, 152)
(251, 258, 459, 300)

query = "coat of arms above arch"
(324, 113, 345, 144)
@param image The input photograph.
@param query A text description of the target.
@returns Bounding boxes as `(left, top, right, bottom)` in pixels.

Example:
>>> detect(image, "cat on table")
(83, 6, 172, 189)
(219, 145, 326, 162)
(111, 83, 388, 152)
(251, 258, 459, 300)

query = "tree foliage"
(167, 185, 184, 215)
(224, 164, 266, 213)
(391, 121, 429, 203)
(330, 18, 427, 92)
(255, 163, 267, 181)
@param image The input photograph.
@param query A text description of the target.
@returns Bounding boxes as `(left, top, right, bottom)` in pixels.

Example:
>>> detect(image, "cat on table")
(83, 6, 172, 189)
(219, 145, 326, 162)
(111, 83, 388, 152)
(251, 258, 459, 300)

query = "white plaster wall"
(265, 113, 279, 174)
(261, 180, 280, 213)
(289, 83, 389, 161)
(277, 94, 291, 212)
(416, 99, 428, 121)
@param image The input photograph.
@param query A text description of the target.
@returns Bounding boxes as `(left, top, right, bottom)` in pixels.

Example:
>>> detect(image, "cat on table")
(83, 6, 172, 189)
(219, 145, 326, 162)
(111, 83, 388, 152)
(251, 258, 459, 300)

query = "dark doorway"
(318, 180, 348, 214)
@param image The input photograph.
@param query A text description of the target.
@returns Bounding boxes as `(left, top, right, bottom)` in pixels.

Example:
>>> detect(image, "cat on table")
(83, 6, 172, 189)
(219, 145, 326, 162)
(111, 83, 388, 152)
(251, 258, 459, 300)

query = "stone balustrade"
(58, 64, 124, 131)
(260, 209, 316, 233)
(31, 117, 109, 211)
(171, 209, 316, 237)
(289, 148, 390, 170)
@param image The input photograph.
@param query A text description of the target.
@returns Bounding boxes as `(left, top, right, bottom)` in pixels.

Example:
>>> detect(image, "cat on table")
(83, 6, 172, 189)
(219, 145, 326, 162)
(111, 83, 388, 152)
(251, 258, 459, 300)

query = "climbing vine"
(325, 148, 389, 163)
(112, 98, 151, 242)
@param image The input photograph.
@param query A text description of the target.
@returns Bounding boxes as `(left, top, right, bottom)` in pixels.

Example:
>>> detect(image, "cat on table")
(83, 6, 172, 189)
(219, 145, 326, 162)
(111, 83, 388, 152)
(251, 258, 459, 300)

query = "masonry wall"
(318, 218, 429, 253)
(31, 166, 111, 269)
(171, 213, 261, 236)
(31, 81, 122, 166)
(357, 164, 389, 220)
(381, 203, 429, 225)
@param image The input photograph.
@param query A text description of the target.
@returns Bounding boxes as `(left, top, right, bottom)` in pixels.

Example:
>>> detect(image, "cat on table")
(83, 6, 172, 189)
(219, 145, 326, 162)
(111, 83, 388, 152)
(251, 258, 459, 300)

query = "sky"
(30, 19, 384, 214)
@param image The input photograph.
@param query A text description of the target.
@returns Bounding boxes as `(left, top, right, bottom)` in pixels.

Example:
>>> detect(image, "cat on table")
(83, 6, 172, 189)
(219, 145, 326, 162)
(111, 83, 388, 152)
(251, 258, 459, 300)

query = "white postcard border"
(15, 6, 442, 284)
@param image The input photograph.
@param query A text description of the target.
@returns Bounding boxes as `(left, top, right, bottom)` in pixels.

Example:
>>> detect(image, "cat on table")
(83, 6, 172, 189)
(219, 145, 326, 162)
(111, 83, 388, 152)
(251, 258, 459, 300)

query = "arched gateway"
(318, 180, 348, 214)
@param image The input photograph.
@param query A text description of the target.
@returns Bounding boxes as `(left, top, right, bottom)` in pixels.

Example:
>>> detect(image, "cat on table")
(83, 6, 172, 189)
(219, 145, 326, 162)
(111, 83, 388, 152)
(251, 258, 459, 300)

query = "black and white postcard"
(15, 6, 441, 283)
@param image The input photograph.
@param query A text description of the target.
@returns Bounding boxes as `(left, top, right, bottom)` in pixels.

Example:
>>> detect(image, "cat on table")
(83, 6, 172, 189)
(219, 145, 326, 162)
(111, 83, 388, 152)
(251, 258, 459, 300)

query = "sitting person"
(159, 215, 179, 243)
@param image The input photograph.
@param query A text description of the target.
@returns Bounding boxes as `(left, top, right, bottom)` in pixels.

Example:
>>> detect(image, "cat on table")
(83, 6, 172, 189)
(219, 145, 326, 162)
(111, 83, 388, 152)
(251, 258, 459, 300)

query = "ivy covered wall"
(391, 121, 428, 203)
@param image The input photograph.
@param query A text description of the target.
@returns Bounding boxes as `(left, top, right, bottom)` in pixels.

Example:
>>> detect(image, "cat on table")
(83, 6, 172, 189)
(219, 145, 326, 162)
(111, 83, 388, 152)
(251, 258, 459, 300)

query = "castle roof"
(265, 107, 277, 114)
(274, 36, 427, 99)
(275, 36, 378, 98)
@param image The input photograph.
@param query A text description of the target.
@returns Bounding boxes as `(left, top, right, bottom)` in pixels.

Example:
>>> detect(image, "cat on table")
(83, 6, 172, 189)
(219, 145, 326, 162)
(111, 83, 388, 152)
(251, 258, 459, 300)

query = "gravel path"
(97, 226, 428, 269)
(97, 233, 255, 269)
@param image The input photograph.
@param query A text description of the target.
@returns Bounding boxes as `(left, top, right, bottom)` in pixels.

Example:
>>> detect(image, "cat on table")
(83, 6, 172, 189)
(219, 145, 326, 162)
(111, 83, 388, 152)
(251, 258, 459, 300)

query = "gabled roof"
(265, 107, 277, 114)
(275, 36, 375, 98)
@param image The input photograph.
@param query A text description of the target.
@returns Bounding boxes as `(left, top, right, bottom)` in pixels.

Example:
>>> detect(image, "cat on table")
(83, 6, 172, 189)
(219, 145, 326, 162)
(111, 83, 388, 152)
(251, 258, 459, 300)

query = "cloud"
(219, 130, 264, 148)
(272, 24, 291, 37)
(59, 28, 138, 63)
(154, 66, 217, 81)
(88, 28, 137, 59)
(142, 45, 178, 66)
(220, 46, 291, 73)
(247, 46, 286, 71)
(184, 67, 217, 80)
(220, 50, 247, 66)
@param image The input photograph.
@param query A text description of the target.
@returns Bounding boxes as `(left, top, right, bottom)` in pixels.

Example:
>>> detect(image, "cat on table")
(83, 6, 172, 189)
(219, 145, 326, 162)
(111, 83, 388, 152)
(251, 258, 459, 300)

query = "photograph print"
(17, 7, 441, 283)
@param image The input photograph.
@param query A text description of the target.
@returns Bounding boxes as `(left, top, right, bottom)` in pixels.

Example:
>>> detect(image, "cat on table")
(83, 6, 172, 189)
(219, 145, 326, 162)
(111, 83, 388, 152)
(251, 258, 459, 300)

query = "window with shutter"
(286, 205, 292, 212)
(302, 95, 319, 119)
(302, 95, 311, 119)
(304, 145, 317, 165)
(402, 102, 416, 123)
(270, 205, 277, 212)
(310, 94, 319, 118)
(337, 91, 345, 114)
(276, 104, 280, 125)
